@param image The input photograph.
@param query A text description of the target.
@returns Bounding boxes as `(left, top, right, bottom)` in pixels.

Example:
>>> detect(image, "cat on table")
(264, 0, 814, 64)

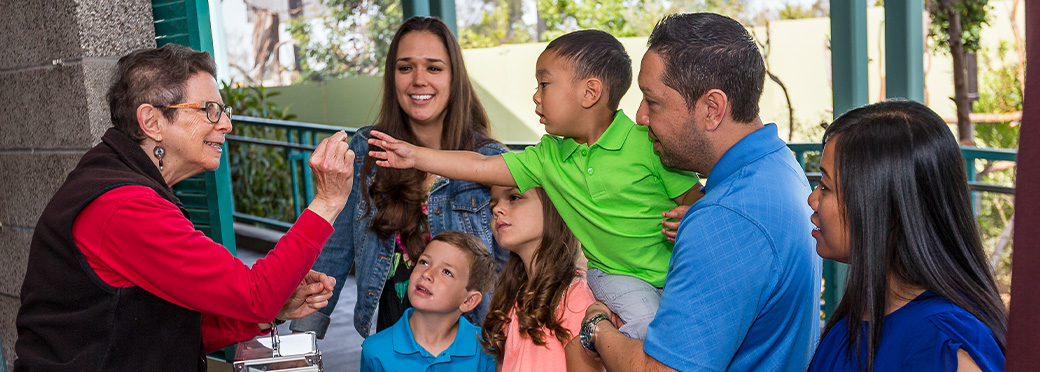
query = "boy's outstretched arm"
(367, 130, 517, 187)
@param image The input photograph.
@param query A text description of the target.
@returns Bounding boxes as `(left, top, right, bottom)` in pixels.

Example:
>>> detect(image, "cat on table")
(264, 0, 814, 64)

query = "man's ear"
(701, 89, 728, 132)
(581, 78, 604, 109)
(458, 290, 483, 313)
(136, 103, 165, 142)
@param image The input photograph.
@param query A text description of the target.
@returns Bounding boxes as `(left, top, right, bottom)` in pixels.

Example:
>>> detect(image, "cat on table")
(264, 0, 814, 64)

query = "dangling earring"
(153, 143, 166, 171)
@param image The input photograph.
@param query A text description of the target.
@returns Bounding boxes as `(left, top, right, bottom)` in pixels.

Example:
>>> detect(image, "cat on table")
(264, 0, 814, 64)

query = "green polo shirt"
(501, 110, 698, 287)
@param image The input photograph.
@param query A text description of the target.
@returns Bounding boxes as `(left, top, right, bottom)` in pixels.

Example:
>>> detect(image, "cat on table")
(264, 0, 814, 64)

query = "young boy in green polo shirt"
(367, 29, 700, 339)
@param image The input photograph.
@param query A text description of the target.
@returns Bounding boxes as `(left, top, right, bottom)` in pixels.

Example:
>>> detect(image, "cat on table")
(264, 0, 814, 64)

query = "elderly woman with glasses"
(15, 44, 356, 371)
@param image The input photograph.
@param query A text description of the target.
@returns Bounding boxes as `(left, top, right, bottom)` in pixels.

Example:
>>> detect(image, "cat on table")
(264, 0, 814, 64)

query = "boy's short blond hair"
(430, 231, 498, 294)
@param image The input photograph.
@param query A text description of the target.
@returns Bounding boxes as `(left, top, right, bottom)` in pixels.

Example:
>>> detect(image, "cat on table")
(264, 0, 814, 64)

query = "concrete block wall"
(0, 0, 155, 368)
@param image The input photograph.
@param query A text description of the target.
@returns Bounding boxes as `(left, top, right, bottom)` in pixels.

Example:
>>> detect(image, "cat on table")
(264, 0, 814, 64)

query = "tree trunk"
(535, 2, 546, 40)
(944, 2, 975, 146)
(288, 0, 304, 72)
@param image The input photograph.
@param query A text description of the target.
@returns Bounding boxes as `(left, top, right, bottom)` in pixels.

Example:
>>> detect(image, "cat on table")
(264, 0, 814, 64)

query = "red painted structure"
(1006, 0, 1040, 368)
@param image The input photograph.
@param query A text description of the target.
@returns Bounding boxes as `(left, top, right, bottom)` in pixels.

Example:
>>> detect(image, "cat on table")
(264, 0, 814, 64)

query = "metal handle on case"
(269, 322, 281, 357)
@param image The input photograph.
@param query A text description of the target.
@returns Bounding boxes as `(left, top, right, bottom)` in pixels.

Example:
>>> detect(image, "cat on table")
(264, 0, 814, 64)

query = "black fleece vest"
(15, 128, 205, 372)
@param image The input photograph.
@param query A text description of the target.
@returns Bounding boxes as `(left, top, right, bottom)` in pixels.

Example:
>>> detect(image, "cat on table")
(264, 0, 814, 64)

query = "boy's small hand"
(661, 205, 690, 242)
(368, 130, 419, 169)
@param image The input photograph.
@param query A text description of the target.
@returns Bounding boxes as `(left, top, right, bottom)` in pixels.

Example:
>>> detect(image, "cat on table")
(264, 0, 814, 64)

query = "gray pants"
(587, 268, 663, 340)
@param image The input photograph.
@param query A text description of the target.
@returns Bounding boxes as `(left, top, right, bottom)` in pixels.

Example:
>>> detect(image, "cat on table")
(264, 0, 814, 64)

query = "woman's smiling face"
(394, 31, 452, 129)
(159, 73, 231, 180)
(808, 138, 849, 263)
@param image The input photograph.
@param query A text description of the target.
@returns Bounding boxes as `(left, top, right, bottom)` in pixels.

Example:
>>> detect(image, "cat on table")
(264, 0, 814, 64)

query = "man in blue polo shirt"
(571, 13, 821, 372)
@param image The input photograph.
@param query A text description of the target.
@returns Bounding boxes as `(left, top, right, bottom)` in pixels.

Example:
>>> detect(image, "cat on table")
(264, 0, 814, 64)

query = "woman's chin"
(198, 160, 222, 173)
(407, 112, 434, 124)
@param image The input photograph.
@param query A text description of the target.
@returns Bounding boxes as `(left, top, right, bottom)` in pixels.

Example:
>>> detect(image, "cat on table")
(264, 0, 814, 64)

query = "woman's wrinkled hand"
(276, 270, 338, 321)
(307, 130, 355, 224)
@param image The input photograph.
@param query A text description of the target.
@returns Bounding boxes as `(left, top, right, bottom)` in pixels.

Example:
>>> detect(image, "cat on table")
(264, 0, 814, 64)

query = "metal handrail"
(233, 116, 359, 134)
(787, 142, 1016, 195)
(225, 120, 1019, 232)
(227, 116, 360, 230)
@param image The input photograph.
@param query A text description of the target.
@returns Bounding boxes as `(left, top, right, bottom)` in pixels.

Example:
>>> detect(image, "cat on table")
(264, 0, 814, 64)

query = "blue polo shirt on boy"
(643, 124, 822, 371)
(360, 308, 495, 372)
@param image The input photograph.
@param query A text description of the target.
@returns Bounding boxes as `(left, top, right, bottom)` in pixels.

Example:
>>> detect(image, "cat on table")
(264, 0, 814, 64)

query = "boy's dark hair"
(647, 13, 765, 123)
(545, 29, 632, 111)
(108, 44, 216, 142)
(431, 231, 498, 294)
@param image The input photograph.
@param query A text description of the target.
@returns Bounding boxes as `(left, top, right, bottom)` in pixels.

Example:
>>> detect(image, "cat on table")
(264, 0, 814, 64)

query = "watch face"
(580, 325, 592, 349)
(579, 315, 598, 352)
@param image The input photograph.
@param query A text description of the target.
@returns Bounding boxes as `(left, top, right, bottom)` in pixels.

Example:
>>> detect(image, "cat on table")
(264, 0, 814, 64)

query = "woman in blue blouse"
(290, 17, 507, 338)
(807, 100, 1006, 371)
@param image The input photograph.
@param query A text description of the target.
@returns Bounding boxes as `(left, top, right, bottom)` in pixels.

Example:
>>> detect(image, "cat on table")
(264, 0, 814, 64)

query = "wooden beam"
(1005, 0, 1040, 369)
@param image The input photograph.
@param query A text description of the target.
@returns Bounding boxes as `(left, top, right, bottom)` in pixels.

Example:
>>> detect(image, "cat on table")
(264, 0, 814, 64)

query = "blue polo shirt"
(644, 124, 822, 371)
(360, 308, 495, 372)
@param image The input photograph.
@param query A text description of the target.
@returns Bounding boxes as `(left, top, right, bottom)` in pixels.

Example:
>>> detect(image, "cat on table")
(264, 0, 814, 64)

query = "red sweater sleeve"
(201, 314, 266, 352)
(73, 186, 334, 346)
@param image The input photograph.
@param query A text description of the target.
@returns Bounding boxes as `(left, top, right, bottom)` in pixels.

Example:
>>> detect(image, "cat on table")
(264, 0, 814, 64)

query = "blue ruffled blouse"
(809, 291, 1004, 372)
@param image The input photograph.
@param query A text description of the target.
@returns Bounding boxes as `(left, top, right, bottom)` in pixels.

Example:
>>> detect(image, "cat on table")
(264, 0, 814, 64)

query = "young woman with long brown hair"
(480, 186, 599, 371)
(290, 16, 508, 338)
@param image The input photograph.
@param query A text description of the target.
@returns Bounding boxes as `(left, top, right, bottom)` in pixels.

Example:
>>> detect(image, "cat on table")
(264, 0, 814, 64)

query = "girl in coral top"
(480, 186, 601, 372)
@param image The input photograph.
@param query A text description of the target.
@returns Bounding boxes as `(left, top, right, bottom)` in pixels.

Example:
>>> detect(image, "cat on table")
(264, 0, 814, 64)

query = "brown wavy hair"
(360, 17, 494, 262)
(480, 188, 581, 358)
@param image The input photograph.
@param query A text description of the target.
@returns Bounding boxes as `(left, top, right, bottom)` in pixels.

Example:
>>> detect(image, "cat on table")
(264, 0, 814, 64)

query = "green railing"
(228, 116, 358, 230)
(227, 119, 1018, 322)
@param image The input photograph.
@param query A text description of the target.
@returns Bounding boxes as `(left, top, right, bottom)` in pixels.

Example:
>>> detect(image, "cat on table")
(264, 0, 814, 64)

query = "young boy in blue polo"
(366, 30, 701, 340)
(360, 231, 497, 372)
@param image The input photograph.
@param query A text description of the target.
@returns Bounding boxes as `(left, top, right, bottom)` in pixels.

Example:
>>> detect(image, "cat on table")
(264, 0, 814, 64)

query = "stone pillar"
(0, 0, 155, 368)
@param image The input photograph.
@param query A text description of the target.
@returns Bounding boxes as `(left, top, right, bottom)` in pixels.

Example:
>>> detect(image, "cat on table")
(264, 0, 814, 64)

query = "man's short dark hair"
(107, 44, 216, 142)
(647, 13, 765, 123)
(545, 29, 633, 111)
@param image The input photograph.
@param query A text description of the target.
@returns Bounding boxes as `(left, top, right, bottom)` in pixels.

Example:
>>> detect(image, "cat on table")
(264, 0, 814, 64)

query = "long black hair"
(821, 99, 1007, 370)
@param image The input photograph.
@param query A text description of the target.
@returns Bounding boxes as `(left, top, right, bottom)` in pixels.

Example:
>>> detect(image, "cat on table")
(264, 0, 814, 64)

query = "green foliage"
(927, 0, 990, 54)
(537, 0, 637, 41)
(970, 41, 1021, 295)
(777, 0, 828, 20)
(457, 0, 752, 46)
(221, 81, 298, 226)
(287, 0, 402, 81)
(973, 41, 1022, 150)
(459, 0, 535, 48)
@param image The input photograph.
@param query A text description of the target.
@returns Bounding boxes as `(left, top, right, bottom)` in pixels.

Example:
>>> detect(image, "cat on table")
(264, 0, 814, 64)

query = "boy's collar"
(392, 308, 479, 358)
(561, 110, 634, 159)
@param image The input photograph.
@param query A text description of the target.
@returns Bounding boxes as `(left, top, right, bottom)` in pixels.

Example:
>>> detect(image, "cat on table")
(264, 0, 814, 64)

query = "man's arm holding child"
(367, 130, 516, 186)
(565, 302, 677, 372)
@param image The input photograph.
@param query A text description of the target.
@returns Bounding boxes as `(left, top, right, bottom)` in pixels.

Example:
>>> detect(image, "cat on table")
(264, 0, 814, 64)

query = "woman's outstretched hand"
(307, 130, 355, 224)
(367, 130, 421, 169)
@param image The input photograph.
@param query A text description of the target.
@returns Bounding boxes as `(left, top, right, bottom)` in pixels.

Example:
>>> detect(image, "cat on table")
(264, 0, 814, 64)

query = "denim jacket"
(290, 126, 509, 338)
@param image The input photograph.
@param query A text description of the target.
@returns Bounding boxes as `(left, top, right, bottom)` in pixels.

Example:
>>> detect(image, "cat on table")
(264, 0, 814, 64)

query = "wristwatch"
(579, 313, 612, 355)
